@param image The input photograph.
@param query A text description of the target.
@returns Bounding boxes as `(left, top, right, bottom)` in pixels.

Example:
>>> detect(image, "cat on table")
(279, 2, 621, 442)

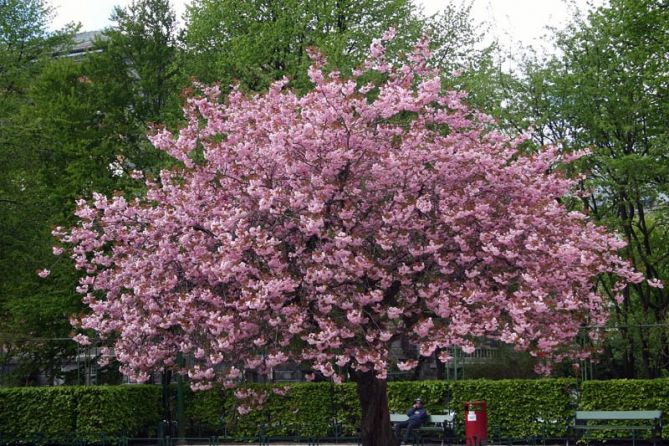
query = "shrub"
(0, 385, 160, 443)
(2, 379, 669, 443)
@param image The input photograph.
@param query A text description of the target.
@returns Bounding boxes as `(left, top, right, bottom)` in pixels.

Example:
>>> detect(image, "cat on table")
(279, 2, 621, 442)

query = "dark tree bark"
(435, 349, 446, 380)
(161, 369, 172, 423)
(354, 370, 396, 446)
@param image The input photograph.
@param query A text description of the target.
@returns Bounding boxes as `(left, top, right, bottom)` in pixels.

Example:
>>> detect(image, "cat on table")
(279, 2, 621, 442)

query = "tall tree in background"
(85, 0, 181, 175)
(499, 0, 669, 378)
(0, 0, 182, 384)
(98, 0, 181, 125)
(181, 0, 498, 97)
(424, 1, 498, 101)
(181, 0, 422, 92)
(0, 0, 82, 385)
(0, 0, 74, 101)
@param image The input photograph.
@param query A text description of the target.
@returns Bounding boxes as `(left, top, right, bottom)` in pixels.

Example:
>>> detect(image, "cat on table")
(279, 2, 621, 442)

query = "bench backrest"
(429, 414, 455, 423)
(575, 410, 662, 421)
(389, 413, 455, 424)
(390, 414, 408, 423)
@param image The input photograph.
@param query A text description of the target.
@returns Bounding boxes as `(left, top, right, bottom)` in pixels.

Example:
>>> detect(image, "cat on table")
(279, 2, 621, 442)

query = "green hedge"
(0, 387, 77, 442)
(145, 380, 574, 440)
(450, 379, 576, 440)
(187, 383, 351, 440)
(72, 386, 161, 440)
(0, 386, 160, 443)
(1, 379, 669, 443)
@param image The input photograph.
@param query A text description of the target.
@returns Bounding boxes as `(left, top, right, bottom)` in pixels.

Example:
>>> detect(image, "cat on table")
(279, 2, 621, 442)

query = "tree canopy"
(1, 0, 667, 389)
(59, 35, 642, 444)
(181, 0, 422, 91)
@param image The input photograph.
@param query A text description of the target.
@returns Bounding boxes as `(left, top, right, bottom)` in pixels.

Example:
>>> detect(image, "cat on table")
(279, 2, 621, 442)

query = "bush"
(0, 387, 76, 442)
(73, 385, 161, 440)
(204, 379, 572, 440)
(181, 383, 343, 440)
(450, 379, 576, 440)
(1, 379, 669, 443)
(0, 385, 160, 443)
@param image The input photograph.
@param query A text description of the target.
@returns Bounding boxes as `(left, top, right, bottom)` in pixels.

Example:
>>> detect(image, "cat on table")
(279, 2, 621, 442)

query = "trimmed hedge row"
(0, 386, 161, 442)
(1, 379, 668, 442)
(449, 379, 577, 439)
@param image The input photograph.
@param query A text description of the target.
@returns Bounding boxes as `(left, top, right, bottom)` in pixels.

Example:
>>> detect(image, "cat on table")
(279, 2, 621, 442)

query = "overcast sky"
(49, 0, 606, 51)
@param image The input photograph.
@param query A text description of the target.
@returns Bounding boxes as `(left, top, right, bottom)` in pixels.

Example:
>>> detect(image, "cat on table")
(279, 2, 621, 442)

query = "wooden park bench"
(390, 412, 456, 446)
(567, 410, 662, 446)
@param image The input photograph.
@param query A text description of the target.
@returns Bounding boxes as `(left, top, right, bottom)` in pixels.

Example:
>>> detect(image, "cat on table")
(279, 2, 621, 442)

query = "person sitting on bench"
(394, 397, 429, 445)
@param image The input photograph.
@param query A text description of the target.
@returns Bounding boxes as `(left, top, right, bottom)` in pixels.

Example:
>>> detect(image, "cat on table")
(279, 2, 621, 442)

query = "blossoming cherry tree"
(57, 34, 641, 446)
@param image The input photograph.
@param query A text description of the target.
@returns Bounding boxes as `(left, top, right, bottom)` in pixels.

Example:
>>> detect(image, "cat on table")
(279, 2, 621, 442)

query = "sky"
(49, 0, 606, 51)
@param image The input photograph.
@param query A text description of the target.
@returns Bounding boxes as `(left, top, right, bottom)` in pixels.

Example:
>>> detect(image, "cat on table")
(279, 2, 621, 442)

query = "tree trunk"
(435, 349, 446, 380)
(161, 369, 172, 422)
(354, 370, 396, 446)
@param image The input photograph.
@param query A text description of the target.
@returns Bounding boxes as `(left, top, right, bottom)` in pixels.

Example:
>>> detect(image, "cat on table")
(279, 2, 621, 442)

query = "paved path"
(199, 442, 568, 446)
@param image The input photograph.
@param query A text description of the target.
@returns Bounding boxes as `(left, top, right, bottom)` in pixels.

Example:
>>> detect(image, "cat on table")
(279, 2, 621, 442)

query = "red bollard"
(464, 401, 488, 446)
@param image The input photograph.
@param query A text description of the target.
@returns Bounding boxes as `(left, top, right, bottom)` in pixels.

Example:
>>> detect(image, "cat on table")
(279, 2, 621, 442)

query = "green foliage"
(0, 0, 76, 100)
(0, 0, 180, 385)
(100, 0, 182, 126)
(0, 387, 76, 442)
(332, 382, 360, 436)
(388, 381, 451, 414)
(183, 385, 225, 434)
(450, 379, 577, 440)
(181, 0, 497, 97)
(0, 56, 129, 386)
(72, 386, 161, 440)
(221, 383, 338, 439)
(0, 0, 81, 386)
(0, 386, 160, 442)
(181, 0, 422, 92)
(269, 383, 333, 437)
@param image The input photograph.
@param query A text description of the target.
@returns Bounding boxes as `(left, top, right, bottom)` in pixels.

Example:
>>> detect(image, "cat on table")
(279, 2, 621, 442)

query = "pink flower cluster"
(59, 36, 641, 387)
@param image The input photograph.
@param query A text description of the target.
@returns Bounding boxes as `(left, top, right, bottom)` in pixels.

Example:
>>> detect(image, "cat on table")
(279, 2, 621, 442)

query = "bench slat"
(575, 410, 662, 420)
(429, 414, 455, 423)
(390, 414, 408, 423)
(574, 425, 657, 430)
(389, 413, 455, 424)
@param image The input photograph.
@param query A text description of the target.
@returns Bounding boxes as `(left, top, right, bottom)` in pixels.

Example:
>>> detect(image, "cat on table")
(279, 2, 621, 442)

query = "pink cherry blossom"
(37, 269, 50, 278)
(647, 278, 664, 289)
(397, 360, 419, 371)
(59, 35, 640, 395)
(272, 386, 289, 396)
(72, 334, 92, 346)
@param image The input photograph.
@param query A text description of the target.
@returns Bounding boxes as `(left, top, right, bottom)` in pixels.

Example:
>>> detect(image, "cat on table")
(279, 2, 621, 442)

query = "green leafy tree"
(0, 0, 75, 100)
(0, 0, 81, 385)
(500, 0, 669, 378)
(0, 0, 181, 384)
(81, 0, 183, 179)
(181, 0, 423, 92)
(96, 0, 181, 125)
(421, 1, 506, 126)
